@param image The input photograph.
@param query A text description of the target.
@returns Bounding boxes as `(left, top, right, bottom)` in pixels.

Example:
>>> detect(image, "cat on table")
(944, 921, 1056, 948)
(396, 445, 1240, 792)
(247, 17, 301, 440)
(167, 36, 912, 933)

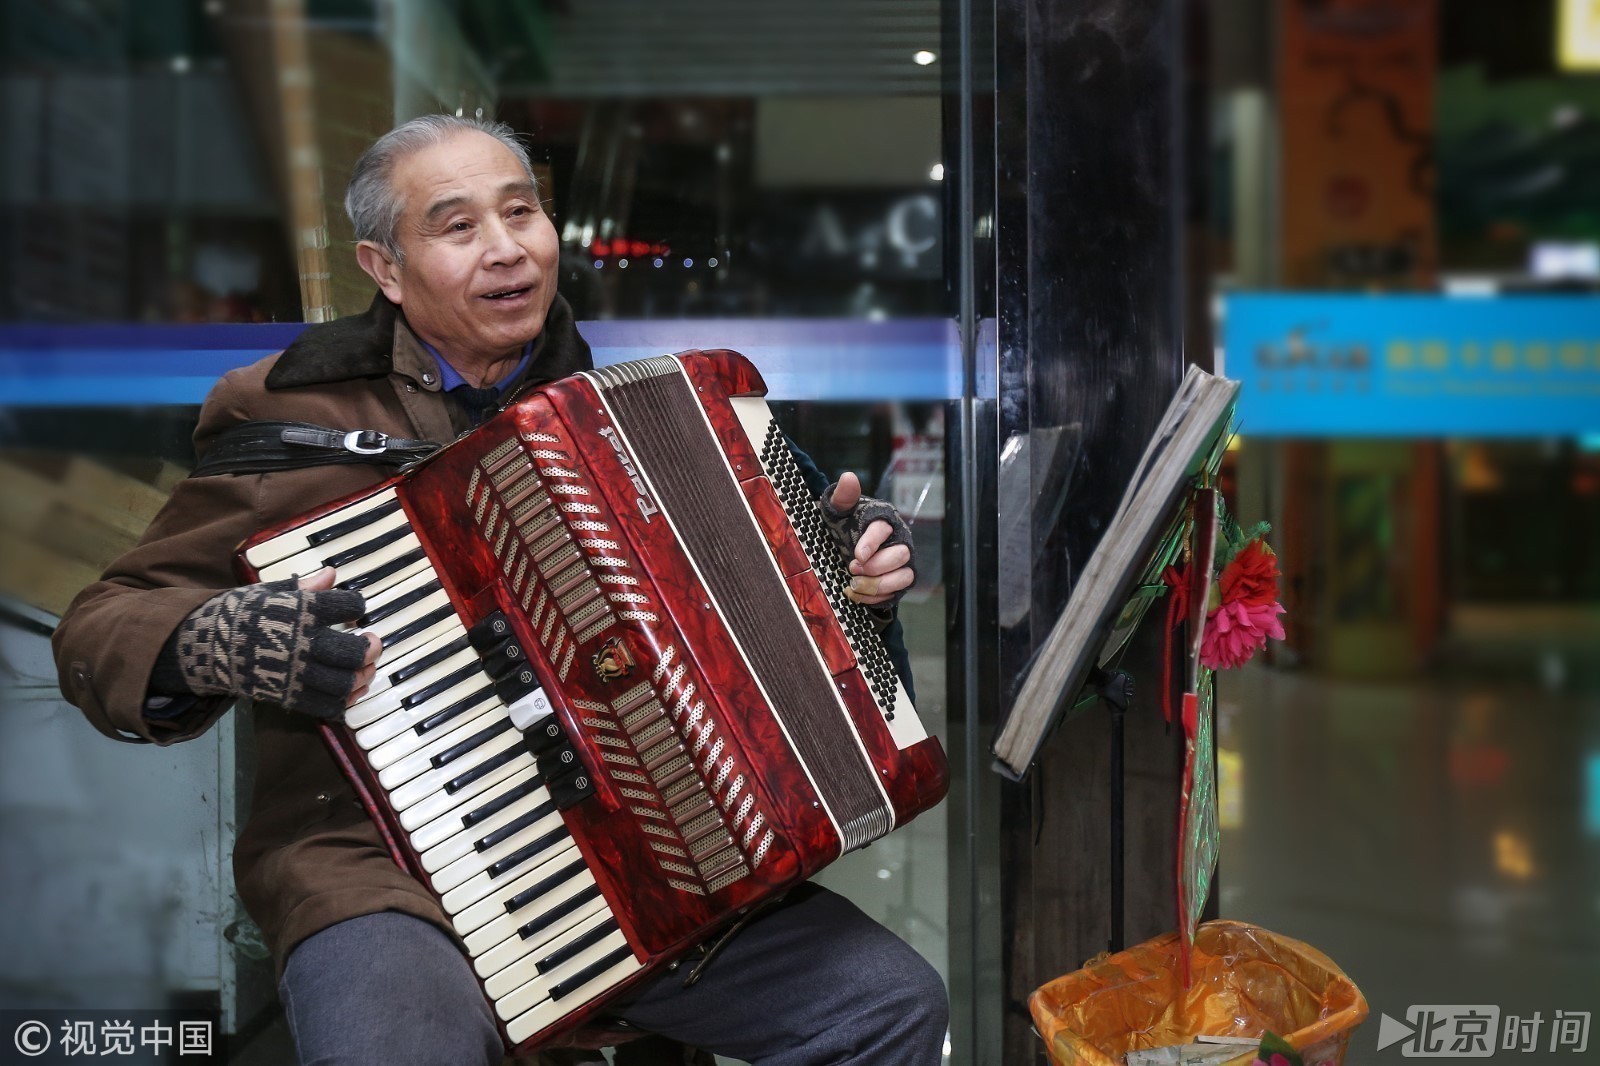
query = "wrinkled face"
(366, 131, 559, 365)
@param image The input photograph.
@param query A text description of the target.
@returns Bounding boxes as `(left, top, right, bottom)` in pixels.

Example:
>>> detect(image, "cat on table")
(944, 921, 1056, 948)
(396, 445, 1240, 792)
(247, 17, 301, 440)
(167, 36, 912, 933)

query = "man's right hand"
(171, 567, 382, 719)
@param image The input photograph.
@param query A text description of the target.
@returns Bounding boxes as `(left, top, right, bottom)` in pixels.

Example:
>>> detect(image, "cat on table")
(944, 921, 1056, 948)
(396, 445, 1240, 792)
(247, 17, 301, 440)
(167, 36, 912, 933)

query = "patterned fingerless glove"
(169, 578, 369, 719)
(818, 484, 917, 625)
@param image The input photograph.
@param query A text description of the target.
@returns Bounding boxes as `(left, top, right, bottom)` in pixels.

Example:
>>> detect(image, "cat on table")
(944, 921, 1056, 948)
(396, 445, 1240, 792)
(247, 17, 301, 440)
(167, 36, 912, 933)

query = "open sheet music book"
(991, 365, 1239, 780)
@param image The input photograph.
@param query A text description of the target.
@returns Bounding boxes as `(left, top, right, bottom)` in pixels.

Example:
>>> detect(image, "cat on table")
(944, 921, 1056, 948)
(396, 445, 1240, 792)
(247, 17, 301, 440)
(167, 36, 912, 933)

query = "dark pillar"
(957, 1, 1200, 1060)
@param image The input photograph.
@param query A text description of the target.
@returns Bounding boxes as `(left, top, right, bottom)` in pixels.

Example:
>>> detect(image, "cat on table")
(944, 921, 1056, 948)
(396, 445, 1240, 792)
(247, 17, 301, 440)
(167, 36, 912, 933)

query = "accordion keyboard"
(244, 491, 646, 1044)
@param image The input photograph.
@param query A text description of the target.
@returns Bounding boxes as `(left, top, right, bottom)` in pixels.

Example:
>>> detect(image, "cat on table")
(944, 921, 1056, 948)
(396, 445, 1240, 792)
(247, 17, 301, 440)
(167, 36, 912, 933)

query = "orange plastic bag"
(1030, 921, 1368, 1066)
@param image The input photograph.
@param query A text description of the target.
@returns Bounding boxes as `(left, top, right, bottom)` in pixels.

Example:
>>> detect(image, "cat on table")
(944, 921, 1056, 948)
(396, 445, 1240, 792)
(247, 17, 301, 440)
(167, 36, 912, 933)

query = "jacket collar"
(264, 291, 593, 390)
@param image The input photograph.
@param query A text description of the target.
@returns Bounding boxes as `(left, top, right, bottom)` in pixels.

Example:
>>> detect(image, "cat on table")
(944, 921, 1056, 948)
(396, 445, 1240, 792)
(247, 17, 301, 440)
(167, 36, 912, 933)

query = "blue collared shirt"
(421, 340, 534, 396)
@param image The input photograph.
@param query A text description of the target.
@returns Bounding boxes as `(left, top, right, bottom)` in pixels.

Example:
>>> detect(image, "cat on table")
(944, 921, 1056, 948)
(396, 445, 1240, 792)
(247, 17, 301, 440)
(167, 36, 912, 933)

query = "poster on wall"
(1281, 0, 1438, 290)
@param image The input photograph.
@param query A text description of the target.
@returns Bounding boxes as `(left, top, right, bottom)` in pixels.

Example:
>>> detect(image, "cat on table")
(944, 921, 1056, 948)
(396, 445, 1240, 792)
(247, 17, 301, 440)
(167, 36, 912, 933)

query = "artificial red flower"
(1218, 537, 1280, 607)
(1200, 598, 1286, 670)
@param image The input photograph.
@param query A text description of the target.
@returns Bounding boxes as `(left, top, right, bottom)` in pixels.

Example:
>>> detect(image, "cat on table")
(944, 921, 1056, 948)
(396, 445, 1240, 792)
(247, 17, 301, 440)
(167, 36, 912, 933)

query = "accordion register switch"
(470, 610, 597, 810)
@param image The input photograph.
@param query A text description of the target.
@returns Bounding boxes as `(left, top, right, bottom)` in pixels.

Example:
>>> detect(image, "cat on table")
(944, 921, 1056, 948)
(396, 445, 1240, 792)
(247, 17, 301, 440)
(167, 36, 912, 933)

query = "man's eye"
(450, 221, 472, 232)
(509, 205, 530, 218)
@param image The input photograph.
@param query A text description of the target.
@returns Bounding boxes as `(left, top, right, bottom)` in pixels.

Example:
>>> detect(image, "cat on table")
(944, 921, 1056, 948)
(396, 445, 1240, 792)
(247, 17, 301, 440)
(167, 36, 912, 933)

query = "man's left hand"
(823, 472, 915, 606)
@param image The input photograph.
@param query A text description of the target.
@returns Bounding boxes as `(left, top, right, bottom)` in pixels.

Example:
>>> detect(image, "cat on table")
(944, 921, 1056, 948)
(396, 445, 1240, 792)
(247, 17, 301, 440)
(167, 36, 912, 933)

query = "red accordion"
(235, 350, 949, 1051)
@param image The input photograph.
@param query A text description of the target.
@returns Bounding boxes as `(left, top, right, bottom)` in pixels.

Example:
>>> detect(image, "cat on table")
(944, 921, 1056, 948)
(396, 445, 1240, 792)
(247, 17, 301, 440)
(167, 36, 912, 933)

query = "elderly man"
(53, 115, 943, 1065)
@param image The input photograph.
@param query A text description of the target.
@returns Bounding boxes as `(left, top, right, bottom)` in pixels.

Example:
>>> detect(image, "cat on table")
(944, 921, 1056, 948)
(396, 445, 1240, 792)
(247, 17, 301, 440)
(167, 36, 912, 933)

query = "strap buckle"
(343, 429, 390, 456)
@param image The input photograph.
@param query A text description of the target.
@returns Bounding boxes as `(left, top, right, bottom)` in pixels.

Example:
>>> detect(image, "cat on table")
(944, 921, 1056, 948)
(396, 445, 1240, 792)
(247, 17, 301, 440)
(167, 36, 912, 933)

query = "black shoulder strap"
(190, 420, 441, 477)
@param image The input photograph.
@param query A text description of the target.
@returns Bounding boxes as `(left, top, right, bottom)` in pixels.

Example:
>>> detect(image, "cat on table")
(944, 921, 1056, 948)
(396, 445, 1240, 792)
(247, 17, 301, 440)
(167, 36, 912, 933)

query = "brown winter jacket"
(52, 291, 594, 969)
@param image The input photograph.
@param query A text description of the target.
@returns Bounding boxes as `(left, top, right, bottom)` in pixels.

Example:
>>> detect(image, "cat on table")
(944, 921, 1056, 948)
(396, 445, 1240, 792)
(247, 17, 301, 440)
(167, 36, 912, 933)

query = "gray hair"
(344, 114, 536, 264)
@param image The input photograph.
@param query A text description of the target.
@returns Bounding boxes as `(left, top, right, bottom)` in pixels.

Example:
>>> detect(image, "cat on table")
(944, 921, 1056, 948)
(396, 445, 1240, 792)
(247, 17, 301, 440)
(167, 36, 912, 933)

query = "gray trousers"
(278, 884, 948, 1065)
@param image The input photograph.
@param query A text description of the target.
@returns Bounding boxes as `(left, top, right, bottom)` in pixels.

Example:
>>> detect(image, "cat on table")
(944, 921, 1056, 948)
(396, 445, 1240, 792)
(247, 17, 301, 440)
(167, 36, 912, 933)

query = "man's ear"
(355, 241, 403, 304)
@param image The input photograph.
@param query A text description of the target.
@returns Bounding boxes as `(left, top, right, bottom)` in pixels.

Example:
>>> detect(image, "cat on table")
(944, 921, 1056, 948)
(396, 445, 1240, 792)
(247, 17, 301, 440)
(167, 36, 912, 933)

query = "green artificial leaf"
(1253, 1031, 1304, 1066)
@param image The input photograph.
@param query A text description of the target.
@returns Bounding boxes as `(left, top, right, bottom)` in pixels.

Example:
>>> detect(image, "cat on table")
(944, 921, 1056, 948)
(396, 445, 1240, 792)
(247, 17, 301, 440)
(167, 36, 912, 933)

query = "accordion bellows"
(237, 349, 949, 1051)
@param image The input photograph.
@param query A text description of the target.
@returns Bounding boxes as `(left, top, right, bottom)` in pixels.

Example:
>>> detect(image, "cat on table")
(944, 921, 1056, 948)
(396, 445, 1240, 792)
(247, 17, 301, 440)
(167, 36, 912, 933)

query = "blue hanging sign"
(1224, 294, 1600, 436)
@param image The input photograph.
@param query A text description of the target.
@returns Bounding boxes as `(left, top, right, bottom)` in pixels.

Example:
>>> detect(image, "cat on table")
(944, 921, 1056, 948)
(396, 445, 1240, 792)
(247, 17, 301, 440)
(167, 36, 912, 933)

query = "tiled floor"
(1216, 607, 1600, 1066)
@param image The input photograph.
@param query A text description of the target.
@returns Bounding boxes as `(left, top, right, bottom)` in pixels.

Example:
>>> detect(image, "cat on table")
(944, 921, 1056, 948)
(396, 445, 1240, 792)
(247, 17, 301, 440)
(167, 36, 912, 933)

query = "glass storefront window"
(2, 2, 966, 1061)
(1211, 0, 1600, 1046)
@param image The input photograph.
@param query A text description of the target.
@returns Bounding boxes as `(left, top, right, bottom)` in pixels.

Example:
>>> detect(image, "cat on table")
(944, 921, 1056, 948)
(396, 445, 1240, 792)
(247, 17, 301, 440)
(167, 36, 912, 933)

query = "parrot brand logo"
(597, 426, 659, 523)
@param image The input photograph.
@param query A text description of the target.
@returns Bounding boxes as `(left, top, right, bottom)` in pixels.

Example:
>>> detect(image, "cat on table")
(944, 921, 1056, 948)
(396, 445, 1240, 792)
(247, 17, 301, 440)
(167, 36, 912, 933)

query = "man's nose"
(481, 218, 527, 266)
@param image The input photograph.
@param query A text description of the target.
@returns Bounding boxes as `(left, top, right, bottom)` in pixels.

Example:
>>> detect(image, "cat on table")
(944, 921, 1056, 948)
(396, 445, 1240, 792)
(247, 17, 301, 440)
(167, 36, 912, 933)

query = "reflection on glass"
(1217, 747, 1244, 831)
(1492, 830, 1535, 880)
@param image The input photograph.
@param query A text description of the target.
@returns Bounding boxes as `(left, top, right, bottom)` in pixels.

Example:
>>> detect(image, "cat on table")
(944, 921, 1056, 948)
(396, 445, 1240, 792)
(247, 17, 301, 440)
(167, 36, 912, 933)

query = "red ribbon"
(1161, 565, 1189, 726)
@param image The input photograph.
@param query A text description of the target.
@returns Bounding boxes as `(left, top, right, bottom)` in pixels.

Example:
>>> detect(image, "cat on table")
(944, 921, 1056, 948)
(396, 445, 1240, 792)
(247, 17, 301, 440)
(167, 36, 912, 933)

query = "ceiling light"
(913, 50, 937, 66)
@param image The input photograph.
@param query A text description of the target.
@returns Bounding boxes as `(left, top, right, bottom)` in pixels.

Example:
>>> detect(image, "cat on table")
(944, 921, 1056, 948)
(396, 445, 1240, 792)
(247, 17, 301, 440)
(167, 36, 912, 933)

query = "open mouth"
(481, 287, 531, 301)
